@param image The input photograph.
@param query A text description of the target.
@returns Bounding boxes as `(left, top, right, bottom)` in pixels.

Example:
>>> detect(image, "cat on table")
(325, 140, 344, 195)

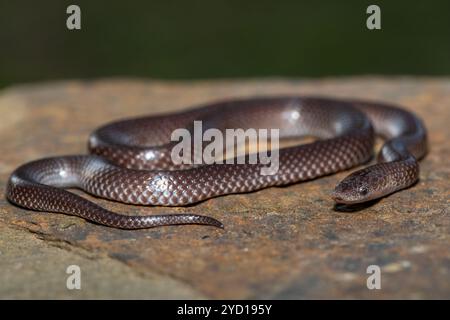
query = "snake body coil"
(6, 97, 427, 229)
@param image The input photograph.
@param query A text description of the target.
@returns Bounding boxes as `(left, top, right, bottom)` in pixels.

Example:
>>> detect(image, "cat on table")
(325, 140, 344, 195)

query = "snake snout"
(331, 186, 355, 204)
(330, 192, 344, 203)
(331, 189, 352, 204)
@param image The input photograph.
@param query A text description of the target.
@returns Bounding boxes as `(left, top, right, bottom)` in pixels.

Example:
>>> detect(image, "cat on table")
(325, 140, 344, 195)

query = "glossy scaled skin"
(332, 100, 427, 204)
(6, 97, 427, 229)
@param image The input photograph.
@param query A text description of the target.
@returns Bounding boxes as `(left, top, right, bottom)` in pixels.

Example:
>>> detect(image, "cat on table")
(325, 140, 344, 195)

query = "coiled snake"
(6, 97, 427, 229)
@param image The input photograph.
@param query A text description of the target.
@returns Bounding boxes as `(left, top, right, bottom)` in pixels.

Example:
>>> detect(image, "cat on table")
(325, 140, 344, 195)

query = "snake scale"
(6, 96, 427, 229)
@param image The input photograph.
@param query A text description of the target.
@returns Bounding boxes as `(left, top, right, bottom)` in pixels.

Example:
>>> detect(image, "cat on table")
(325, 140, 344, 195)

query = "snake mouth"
(331, 191, 346, 203)
(331, 190, 363, 204)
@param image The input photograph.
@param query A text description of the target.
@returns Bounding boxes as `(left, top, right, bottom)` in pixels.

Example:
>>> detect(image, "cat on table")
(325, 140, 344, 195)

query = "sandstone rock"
(0, 78, 448, 299)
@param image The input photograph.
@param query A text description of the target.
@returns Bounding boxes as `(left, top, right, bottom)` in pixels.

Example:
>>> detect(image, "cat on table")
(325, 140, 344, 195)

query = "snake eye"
(358, 186, 369, 196)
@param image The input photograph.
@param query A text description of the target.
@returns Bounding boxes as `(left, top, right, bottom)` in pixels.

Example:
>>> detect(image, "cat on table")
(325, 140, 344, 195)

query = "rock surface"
(0, 78, 449, 299)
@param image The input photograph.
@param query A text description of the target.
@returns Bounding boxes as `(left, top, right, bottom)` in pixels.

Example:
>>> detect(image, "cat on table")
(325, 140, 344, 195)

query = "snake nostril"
(331, 192, 343, 201)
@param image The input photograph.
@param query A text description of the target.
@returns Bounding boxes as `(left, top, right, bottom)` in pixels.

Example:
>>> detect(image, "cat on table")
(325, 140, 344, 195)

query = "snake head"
(331, 166, 385, 204)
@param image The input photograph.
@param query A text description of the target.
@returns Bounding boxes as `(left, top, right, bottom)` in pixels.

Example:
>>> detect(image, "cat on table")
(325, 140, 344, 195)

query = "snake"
(6, 96, 427, 229)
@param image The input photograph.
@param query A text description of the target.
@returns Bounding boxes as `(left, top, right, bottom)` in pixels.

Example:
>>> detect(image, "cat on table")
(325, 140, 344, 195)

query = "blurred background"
(1, 0, 449, 89)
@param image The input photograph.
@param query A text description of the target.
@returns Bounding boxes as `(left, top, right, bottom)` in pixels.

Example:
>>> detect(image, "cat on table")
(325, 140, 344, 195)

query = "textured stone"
(0, 78, 449, 299)
(0, 222, 205, 299)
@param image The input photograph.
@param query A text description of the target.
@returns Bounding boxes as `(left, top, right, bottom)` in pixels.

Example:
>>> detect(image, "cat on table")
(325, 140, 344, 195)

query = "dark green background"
(1, 0, 449, 88)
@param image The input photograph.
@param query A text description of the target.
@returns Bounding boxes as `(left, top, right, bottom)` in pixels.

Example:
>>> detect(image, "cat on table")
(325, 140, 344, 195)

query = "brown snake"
(6, 97, 427, 229)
